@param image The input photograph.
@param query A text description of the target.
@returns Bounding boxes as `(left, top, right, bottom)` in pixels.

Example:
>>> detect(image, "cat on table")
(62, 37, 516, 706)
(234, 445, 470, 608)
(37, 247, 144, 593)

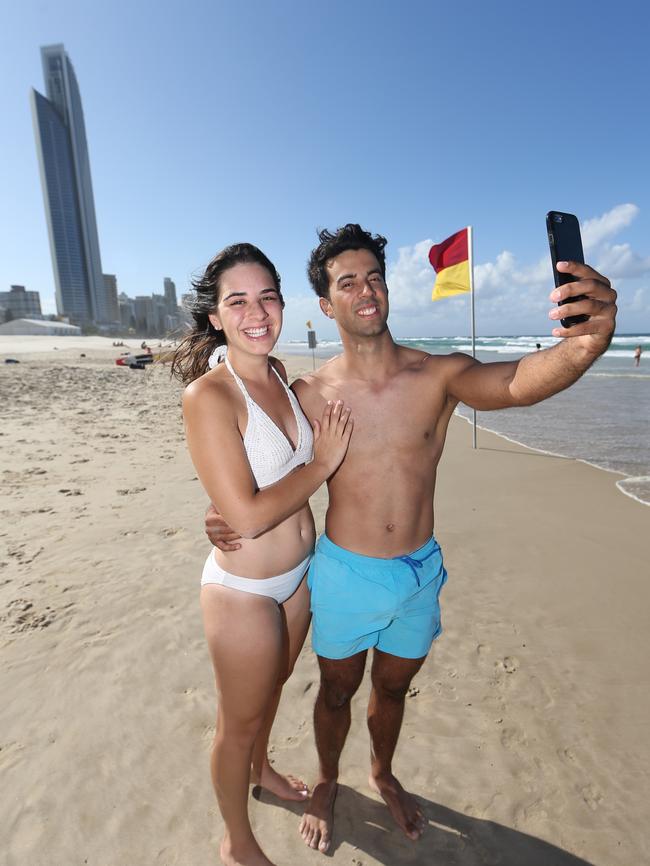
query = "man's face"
(319, 248, 389, 338)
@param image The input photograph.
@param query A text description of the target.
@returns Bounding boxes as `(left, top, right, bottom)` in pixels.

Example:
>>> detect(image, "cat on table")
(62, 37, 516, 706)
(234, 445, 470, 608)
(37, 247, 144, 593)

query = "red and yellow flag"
(428, 228, 471, 301)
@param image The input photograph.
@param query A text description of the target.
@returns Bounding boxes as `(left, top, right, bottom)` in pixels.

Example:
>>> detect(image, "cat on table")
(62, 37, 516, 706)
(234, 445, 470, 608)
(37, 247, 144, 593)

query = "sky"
(1, 0, 649, 340)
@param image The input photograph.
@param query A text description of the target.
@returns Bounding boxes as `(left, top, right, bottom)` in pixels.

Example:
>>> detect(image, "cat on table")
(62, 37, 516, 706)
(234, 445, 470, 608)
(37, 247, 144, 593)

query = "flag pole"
(468, 225, 477, 449)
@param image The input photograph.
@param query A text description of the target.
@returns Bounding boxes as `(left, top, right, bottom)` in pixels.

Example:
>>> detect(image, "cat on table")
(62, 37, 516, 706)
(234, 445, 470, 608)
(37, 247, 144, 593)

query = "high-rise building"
(118, 292, 135, 331)
(102, 274, 120, 324)
(31, 44, 110, 325)
(0, 285, 43, 320)
(134, 295, 154, 334)
(163, 277, 177, 314)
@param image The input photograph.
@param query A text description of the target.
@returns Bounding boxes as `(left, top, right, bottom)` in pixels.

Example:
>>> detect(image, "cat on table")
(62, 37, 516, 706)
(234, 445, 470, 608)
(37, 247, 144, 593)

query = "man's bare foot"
(220, 834, 276, 866)
(369, 772, 426, 840)
(299, 779, 337, 852)
(251, 761, 309, 801)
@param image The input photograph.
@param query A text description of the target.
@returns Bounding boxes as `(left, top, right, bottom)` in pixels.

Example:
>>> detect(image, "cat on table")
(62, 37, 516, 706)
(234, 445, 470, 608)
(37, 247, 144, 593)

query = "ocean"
(280, 334, 650, 507)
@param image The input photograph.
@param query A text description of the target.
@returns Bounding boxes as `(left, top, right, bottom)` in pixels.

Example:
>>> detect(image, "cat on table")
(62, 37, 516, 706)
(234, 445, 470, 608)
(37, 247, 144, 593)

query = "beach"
(1, 337, 649, 866)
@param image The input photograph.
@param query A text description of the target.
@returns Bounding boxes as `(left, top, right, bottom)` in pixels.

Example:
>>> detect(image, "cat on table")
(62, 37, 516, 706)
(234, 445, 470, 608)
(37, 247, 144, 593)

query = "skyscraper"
(102, 274, 120, 323)
(163, 277, 177, 314)
(31, 44, 109, 325)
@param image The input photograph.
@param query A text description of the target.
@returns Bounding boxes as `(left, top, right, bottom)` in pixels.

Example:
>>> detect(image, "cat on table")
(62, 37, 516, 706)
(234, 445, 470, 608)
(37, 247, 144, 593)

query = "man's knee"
(318, 654, 366, 709)
(319, 677, 360, 710)
(371, 675, 411, 702)
(371, 654, 425, 701)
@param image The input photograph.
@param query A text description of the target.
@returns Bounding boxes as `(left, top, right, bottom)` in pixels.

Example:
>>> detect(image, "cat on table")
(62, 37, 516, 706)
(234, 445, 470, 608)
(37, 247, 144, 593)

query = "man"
(206, 224, 617, 853)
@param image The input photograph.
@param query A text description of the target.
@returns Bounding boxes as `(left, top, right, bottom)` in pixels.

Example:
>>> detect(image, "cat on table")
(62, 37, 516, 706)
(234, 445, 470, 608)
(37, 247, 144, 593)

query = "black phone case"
(546, 211, 589, 327)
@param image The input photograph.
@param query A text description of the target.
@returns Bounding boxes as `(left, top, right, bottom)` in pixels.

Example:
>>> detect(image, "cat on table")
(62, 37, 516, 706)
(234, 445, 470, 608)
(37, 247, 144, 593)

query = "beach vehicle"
(115, 352, 155, 369)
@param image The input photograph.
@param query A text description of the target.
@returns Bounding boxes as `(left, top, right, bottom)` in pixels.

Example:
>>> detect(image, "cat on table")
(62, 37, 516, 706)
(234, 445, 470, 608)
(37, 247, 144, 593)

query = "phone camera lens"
(553, 214, 564, 223)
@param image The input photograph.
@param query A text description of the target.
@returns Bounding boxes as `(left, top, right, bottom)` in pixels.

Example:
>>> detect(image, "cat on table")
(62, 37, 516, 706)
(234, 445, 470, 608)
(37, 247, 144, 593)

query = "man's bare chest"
(322, 377, 448, 452)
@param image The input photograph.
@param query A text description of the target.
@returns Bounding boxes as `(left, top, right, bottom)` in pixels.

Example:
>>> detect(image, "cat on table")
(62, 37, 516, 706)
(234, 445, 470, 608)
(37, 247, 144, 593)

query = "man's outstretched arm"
(446, 261, 617, 410)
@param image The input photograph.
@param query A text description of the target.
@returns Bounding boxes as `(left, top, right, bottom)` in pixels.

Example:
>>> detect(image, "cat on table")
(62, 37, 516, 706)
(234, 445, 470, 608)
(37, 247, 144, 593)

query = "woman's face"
(208, 262, 282, 356)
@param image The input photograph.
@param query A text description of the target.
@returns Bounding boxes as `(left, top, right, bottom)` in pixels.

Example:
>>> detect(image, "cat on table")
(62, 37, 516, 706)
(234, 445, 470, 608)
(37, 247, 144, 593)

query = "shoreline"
(454, 411, 650, 508)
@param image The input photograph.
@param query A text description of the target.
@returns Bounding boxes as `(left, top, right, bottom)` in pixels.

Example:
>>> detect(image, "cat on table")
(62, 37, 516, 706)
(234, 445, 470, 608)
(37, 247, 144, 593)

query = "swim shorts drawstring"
(397, 546, 438, 586)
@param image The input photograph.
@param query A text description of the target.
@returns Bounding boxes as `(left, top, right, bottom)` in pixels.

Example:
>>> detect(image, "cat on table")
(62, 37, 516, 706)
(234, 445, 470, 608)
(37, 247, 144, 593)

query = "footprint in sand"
(4, 598, 56, 633)
(495, 656, 519, 675)
(434, 681, 457, 701)
(559, 746, 578, 765)
(580, 783, 603, 811)
(500, 726, 528, 751)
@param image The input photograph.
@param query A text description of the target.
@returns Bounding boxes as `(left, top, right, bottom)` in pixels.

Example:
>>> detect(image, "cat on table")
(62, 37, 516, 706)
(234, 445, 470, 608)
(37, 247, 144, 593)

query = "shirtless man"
(206, 223, 617, 853)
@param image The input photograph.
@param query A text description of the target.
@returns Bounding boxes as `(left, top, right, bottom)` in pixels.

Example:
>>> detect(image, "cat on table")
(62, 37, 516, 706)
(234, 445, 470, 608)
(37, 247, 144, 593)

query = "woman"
(172, 243, 352, 866)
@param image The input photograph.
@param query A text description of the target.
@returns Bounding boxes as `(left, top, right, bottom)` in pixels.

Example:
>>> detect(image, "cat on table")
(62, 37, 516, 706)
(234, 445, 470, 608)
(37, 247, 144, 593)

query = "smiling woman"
(171, 243, 353, 866)
(171, 244, 286, 385)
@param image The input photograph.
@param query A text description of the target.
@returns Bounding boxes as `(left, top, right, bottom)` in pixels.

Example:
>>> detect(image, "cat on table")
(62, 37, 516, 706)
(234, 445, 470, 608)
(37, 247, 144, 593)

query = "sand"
(1, 337, 648, 866)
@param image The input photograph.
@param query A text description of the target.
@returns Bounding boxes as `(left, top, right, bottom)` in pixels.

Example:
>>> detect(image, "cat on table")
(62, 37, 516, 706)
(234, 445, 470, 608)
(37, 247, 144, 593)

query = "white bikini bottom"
(201, 549, 313, 604)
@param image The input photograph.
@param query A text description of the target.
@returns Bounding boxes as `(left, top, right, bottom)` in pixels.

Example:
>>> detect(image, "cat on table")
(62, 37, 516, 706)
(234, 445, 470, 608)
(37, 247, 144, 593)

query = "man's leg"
(367, 649, 427, 840)
(299, 651, 367, 852)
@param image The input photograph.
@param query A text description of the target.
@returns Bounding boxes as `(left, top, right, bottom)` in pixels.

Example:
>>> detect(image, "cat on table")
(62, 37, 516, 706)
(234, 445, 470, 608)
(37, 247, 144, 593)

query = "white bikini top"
(208, 346, 313, 489)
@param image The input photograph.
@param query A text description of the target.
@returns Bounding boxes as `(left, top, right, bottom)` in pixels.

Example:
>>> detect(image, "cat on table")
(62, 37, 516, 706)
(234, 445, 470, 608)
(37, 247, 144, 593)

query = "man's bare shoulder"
(293, 355, 345, 390)
(419, 350, 478, 378)
(292, 356, 344, 412)
(392, 346, 475, 378)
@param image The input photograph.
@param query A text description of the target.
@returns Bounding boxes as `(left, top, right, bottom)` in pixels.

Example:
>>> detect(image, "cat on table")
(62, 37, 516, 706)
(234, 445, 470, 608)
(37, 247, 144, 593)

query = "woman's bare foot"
(220, 835, 277, 866)
(251, 760, 309, 801)
(299, 779, 338, 852)
(369, 772, 426, 840)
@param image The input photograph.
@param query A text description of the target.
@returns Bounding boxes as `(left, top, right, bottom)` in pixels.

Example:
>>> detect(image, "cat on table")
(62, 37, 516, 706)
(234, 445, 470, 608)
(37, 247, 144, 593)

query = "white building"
(0, 318, 81, 336)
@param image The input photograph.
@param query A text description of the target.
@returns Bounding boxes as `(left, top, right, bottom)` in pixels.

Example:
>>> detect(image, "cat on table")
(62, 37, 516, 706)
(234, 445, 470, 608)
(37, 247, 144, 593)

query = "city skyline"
(2, 2, 649, 340)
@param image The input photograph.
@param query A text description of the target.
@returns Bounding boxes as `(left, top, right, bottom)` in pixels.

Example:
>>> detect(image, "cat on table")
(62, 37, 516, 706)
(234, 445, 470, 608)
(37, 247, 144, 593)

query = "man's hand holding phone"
(548, 261, 617, 355)
(546, 211, 617, 356)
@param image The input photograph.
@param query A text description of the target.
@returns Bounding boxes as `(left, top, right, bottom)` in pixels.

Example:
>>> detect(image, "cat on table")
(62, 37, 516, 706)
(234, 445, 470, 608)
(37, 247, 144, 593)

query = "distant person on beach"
(536, 342, 542, 350)
(172, 243, 353, 866)
(634, 345, 642, 366)
(206, 224, 617, 854)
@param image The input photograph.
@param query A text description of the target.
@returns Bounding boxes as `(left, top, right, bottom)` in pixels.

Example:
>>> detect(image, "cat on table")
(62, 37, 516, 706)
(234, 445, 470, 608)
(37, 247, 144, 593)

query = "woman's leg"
(250, 574, 311, 800)
(201, 584, 284, 866)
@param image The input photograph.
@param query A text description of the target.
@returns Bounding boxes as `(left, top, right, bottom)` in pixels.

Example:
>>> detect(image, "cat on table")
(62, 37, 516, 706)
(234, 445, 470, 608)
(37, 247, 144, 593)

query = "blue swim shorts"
(307, 534, 448, 660)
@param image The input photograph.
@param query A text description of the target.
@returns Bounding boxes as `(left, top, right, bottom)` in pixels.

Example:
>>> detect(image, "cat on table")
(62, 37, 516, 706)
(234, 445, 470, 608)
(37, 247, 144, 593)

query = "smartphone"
(546, 211, 589, 327)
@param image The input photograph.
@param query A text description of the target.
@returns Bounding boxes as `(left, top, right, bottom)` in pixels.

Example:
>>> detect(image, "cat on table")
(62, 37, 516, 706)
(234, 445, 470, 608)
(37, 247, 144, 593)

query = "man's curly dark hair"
(307, 224, 388, 299)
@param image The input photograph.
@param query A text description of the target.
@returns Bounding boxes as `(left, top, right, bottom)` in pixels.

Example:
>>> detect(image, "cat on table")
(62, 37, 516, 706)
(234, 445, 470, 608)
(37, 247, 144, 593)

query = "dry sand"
(1, 337, 648, 866)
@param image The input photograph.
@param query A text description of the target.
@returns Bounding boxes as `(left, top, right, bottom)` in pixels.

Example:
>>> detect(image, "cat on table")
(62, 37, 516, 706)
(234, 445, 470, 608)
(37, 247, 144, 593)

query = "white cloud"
(581, 203, 638, 251)
(385, 239, 435, 315)
(629, 287, 648, 313)
(595, 243, 650, 279)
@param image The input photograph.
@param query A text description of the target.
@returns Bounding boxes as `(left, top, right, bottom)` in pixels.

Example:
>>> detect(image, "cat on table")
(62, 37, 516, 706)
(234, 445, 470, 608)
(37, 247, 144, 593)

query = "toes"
(318, 829, 331, 852)
(406, 817, 425, 840)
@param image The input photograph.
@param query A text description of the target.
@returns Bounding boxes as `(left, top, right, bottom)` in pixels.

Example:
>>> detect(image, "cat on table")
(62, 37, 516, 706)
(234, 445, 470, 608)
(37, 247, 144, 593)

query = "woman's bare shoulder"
(182, 364, 235, 419)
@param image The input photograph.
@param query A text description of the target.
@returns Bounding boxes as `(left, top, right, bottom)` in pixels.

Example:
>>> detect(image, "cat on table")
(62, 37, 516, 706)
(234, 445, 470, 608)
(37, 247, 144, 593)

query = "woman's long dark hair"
(171, 243, 284, 385)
